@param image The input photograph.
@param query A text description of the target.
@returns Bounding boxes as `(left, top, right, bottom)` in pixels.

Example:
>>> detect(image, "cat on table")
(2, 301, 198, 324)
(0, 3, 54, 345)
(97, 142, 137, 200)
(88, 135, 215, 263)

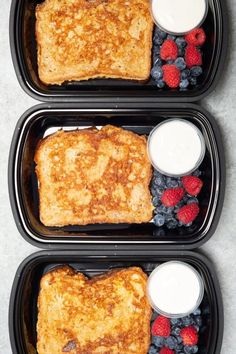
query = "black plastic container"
(9, 0, 228, 102)
(9, 250, 224, 354)
(8, 102, 225, 250)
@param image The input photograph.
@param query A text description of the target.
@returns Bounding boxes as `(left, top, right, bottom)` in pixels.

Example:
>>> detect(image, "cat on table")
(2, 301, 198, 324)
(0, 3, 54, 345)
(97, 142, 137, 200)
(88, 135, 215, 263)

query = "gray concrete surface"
(0, 0, 235, 353)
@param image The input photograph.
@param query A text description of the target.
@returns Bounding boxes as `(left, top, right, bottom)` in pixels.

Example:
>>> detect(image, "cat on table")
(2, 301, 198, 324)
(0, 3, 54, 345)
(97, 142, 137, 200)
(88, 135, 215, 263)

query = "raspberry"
(185, 28, 206, 46)
(177, 203, 199, 224)
(161, 188, 185, 207)
(160, 39, 178, 61)
(162, 64, 180, 88)
(159, 348, 174, 354)
(185, 45, 202, 68)
(180, 326, 199, 346)
(152, 315, 171, 337)
(182, 176, 203, 196)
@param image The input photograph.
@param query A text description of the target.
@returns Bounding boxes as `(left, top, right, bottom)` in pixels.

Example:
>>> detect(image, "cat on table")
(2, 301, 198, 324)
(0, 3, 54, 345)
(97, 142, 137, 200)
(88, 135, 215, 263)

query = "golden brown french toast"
(36, 0, 154, 84)
(34, 125, 153, 226)
(37, 266, 152, 354)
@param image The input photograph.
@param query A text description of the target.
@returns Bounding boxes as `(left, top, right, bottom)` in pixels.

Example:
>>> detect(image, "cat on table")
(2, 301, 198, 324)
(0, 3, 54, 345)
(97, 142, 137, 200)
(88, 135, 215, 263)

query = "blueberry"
(158, 205, 168, 214)
(153, 196, 161, 207)
(151, 66, 163, 80)
(157, 79, 165, 88)
(193, 308, 201, 316)
(165, 215, 174, 224)
(167, 218, 178, 229)
(154, 57, 162, 67)
(202, 305, 210, 315)
(176, 344, 184, 352)
(177, 335, 183, 344)
(179, 79, 189, 89)
(194, 325, 200, 332)
(153, 48, 161, 62)
(165, 336, 178, 349)
(192, 170, 201, 177)
(172, 326, 181, 336)
(152, 335, 164, 347)
(154, 27, 167, 39)
(151, 311, 159, 322)
(154, 214, 165, 227)
(183, 195, 189, 203)
(153, 54, 160, 64)
(153, 28, 167, 45)
(194, 316, 203, 327)
(156, 188, 165, 197)
(182, 316, 193, 326)
(148, 344, 157, 354)
(189, 76, 197, 86)
(167, 59, 174, 64)
(166, 207, 175, 215)
(166, 177, 179, 188)
(154, 169, 161, 177)
(175, 201, 185, 212)
(175, 57, 186, 70)
(184, 346, 193, 354)
(178, 48, 185, 57)
(187, 197, 199, 205)
(176, 37, 187, 48)
(153, 36, 164, 45)
(153, 45, 161, 55)
(151, 187, 158, 197)
(171, 318, 182, 326)
(190, 66, 203, 77)
(184, 346, 198, 354)
(154, 173, 165, 187)
(167, 34, 176, 41)
(192, 345, 198, 353)
(181, 69, 190, 80)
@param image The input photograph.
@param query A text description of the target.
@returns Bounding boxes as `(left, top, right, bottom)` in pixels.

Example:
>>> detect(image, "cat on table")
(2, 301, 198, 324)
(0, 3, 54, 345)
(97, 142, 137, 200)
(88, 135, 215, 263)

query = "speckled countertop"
(0, 0, 236, 353)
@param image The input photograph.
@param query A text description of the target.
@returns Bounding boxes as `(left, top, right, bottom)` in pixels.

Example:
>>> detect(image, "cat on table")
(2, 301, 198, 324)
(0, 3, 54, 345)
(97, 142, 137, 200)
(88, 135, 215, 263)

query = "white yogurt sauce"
(148, 119, 205, 176)
(147, 261, 204, 317)
(151, 0, 207, 34)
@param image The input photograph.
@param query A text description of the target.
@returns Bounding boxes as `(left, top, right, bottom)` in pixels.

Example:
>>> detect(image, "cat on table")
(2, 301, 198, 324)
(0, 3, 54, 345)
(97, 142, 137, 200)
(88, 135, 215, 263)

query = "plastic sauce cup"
(147, 119, 206, 177)
(147, 261, 204, 318)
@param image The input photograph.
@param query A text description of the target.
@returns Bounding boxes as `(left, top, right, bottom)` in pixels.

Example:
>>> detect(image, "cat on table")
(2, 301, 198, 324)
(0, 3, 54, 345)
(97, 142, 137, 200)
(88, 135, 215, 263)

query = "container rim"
(8, 102, 225, 250)
(9, 0, 228, 103)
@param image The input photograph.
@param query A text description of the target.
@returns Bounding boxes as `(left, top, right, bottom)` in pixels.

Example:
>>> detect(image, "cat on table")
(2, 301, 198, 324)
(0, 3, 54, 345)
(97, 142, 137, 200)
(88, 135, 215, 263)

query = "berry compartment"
(9, 0, 227, 101)
(9, 250, 223, 354)
(8, 103, 225, 249)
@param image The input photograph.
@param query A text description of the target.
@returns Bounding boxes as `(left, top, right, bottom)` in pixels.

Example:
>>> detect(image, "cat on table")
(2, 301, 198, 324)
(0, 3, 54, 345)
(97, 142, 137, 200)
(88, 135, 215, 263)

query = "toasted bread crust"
(34, 125, 153, 227)
(36, 0, 154, 84)
(37, 266, 152, 354)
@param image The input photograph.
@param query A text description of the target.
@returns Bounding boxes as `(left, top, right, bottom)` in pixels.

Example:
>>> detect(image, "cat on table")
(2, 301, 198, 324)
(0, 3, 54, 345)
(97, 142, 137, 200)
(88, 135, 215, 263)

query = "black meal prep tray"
(8, 0, 228, 352)
(9, 0, 228, 103)
(9, 250, 224, 354)
(8, 102, 225, 250)
(8, 101, 226, 353)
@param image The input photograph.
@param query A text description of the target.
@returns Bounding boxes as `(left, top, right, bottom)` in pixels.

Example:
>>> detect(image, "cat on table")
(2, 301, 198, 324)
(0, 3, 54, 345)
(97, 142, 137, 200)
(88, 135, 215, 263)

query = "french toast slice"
(36, 0, 154, 84)
(37, 266, 152, 354)
(34, 125, 153, 227)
